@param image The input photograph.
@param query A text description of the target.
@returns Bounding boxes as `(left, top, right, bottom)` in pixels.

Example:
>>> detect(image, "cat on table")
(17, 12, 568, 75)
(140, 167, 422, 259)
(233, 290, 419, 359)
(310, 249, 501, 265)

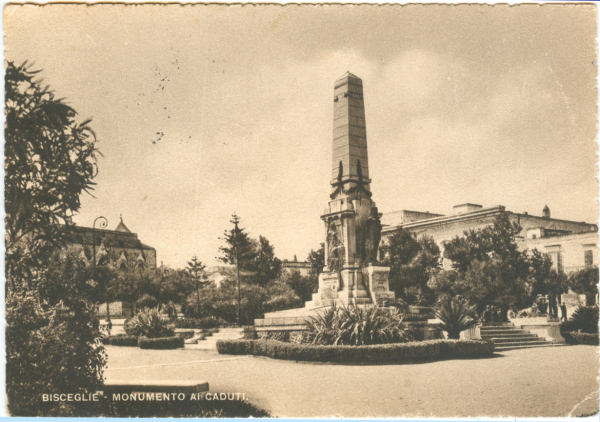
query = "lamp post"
(92, 216, 108, 331)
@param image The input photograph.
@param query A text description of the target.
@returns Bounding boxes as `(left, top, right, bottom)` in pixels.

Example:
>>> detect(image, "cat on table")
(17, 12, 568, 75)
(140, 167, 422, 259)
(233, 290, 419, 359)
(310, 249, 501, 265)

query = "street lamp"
(92, 216, 108, 331)
(92, 216, 108, 269)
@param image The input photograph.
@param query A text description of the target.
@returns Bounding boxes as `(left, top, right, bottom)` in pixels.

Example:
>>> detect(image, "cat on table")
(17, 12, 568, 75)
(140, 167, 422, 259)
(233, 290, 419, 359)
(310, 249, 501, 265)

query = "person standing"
(560, 302, 568, 322)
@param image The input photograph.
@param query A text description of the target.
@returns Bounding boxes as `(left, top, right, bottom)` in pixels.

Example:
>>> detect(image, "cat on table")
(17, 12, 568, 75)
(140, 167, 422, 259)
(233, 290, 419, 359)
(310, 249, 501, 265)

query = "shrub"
(174, 316, 227, 329)
(102, 335, 138, 346)
(569, 266, 599, 306)
(174, 330, 196, 340)
(135, 294, 159, 310)
(568, 331, 599, 345)
(306, 305, 412, 345)
(124, 308, 174, 338)
(138, 336, 184, 349)
(216, 339, 493, 363)
(560, 306, 598, 334)
(243, 326, 257, 339)
(6, 256, 106, 416)
(435, 296, 477, 339)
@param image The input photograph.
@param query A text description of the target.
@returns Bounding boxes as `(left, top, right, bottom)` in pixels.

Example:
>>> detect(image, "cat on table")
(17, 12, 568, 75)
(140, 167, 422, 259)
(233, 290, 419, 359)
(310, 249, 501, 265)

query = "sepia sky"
(4, 4, 598, 267)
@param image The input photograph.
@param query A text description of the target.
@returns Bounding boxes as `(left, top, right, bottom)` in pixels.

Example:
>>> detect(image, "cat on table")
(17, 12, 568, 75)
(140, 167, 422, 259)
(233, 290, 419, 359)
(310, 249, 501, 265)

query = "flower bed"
(216, 339, 493, 363)
(102, 334, 138, 347)
(138, 335, 184, 349)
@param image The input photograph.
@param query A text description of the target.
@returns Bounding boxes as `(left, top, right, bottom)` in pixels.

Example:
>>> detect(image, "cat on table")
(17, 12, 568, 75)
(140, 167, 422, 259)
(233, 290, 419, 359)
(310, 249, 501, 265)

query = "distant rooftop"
(115, 215, 132, 233)
(382, 203, 597, 232)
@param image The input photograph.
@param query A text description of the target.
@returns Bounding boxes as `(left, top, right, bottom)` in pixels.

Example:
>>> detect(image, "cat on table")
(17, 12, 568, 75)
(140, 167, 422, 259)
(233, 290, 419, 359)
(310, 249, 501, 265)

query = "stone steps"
(484, 336, 540, 343)
(494, 343, 565, 351)
(480, 323, 554, 351)
(186, 328, 244, 350)
(481, 329, 530, 335)
(481, 333, 538, 338)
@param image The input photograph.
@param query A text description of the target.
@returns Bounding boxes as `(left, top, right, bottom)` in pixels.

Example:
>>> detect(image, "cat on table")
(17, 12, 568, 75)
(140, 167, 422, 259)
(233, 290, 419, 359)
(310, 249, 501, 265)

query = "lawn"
(105, 344, 598, 417)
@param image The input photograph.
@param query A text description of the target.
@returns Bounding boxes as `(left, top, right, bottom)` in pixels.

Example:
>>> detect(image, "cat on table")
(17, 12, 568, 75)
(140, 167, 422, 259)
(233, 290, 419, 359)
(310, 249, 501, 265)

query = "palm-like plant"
(305, 305, 339, 345)
(124, 307, 174, 338)
(435, 296, 477, 339)
(306, 305, 411, 345)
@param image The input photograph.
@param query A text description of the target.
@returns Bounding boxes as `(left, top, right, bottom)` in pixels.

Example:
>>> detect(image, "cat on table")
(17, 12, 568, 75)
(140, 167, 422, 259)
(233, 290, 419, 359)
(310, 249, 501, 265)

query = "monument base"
(254, 264, 396, 334)
(305, 264, 395, 308)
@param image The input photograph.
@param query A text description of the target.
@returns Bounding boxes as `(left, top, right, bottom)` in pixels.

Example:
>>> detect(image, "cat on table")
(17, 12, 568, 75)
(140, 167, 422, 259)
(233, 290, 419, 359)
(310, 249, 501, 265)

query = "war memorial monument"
(255, 72, 395, 333)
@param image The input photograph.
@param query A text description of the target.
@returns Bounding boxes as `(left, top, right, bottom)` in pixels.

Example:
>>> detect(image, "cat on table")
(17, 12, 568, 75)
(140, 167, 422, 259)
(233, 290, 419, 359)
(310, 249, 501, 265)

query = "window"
(547, 250, 563, 272)
(584, 250, 594, 267)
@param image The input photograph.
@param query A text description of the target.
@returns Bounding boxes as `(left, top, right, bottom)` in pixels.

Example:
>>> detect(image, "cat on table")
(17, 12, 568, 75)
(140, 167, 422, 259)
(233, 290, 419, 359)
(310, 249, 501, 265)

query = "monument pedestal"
(363, 265, 396, 306)
(306, 264, 395, 309)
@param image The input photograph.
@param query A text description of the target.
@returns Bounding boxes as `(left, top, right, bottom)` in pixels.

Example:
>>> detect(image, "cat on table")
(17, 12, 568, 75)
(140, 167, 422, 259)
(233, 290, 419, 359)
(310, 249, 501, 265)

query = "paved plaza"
(105, 344, 598, 418)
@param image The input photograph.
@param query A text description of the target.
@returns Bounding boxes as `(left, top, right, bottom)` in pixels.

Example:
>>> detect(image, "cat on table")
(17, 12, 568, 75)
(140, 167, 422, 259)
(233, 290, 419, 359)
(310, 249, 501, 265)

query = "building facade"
(63, 217, 157, 270)
(381, 203, 597, 273)
(281, 259, 312, 277)
(62, 217, 157, 318)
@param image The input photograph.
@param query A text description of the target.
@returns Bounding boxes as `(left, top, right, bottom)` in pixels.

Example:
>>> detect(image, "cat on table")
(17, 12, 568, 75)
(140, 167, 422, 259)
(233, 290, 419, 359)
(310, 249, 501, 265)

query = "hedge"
(564, 331, 599, 345)
(102, 335, 138, 347)
(138, 336, 184, 349)
(174, 316, 227, 329)
(216, 339, 493, 363)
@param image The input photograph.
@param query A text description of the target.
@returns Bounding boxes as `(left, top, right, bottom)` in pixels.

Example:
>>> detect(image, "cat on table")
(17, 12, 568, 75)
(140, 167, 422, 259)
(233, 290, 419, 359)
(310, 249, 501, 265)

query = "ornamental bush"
(560, 305, 598, 334)
(135, 293, 159, 310)
(568, 331, 599, 345)
(435, 296, 478, 339)
(124, 307, 175, 338)
(6, 257, 106, 416)
(306, 305, 412, 345)
(138, 335, 184, 349)
(216, 339, 493, 363)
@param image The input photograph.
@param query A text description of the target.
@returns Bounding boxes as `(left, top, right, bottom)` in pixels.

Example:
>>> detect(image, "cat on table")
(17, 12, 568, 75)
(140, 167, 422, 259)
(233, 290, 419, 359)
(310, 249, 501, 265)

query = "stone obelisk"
(307, 72, 395, 308)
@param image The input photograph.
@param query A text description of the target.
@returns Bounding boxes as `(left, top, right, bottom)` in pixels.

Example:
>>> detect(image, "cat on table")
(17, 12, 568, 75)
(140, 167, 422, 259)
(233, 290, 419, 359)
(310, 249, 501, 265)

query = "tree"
(186, 256, 209, 315)
(429, 213, 534, 319)
(283, 270, 317, 302)
(5, 62, 103, 415)
(250, 236, 282, 285)
(159, 267, 198, 306)
(5, 61, 98, 285)
(307, 243, 325, 279)
(380, 228, 440, 305)
(569, 266, 599, 306)
(218, 214, 257, 324)
(218, 214, 256, 269)
(526, 250, 568, 318)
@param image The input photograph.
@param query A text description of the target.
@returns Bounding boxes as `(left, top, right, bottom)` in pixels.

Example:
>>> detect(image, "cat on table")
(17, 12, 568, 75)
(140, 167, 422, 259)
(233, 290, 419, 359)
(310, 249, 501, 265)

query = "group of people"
(487, 301, 569, 323)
